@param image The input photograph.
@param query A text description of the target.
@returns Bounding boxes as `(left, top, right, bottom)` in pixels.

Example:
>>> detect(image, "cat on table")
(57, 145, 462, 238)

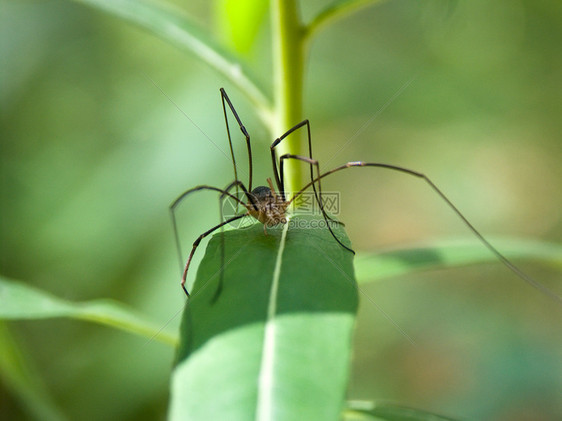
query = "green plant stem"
(269, 0, 388, 193)
(305, 0, 388, 40)
(271, 0, 305, 194)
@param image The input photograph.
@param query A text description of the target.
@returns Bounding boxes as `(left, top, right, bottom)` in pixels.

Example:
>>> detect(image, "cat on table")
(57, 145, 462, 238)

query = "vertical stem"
(271, 0, 304, 195)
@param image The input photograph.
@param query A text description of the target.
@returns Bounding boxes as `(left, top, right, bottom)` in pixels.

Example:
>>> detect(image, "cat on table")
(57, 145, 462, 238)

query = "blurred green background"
(1, 0, 561, 420)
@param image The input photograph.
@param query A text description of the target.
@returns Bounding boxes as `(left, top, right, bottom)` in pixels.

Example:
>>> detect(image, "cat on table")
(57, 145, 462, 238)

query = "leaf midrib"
(255, 218, 291, 421)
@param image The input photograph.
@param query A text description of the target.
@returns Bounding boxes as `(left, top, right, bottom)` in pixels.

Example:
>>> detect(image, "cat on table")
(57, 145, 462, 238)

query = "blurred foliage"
(1, 0, 561, 420)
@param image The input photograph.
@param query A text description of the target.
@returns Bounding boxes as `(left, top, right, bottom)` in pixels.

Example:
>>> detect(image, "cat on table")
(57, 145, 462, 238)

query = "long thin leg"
(278, 153, 318, 198)
(213, 179, 256, 301)
(288, 161, 562, 304)
(270, 120, 314, 201)
(170, 185, 249, 211)
(181, 214, 247, 297)
(216, 193, 226, 303)
(221, 179, 257, 209)
(270, 120, 339, 226)
(279, 150, 342, 223)
(169, 185, 250, 290)
(221, 88, 253, 191)
(279, 153, 351, 253)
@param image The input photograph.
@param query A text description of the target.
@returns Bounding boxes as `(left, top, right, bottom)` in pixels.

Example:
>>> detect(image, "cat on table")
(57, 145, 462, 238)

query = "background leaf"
(0, 276, 177, 347)
(169, 214, 358, 420)
(71, 0, 270, 117)
(355, 238, 562, 284)
(214, 0, 269, 54)
(344, 400, 458, 420)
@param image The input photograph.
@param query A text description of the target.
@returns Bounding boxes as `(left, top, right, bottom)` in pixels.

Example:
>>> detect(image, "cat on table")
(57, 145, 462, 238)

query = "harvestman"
(170, 88, 560, 303)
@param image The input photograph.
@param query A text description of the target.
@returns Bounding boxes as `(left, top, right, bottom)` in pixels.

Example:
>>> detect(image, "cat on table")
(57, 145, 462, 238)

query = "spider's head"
(247, 181, 287, 226)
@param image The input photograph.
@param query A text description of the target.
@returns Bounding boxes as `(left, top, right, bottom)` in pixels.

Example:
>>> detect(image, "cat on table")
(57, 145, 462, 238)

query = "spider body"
(248, 179, 288, 227)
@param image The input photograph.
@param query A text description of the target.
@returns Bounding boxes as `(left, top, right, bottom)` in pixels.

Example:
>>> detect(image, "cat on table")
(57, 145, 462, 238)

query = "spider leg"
(270, 120, 314, 201)
(181, 214, 247, 297)
(280, 153, 352, 254)
(211, 179, 256, 302)
(221, 88, 253, 191)
(279, 152, 343, 223)
(287, 161, 562, 304)
(222, 179, 258, 209)
(169, 185, 250, 296)
(270, 120, 341, 225)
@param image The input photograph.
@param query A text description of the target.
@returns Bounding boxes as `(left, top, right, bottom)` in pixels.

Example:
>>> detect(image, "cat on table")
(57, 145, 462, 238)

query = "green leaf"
(70, 0, 271, 122)
(355, 238, 562, 284)
(0, 276, 177, 347)
(344, 400, 459, 420)
(169, 214, 358, 420)
(215, 0, 269, 54)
